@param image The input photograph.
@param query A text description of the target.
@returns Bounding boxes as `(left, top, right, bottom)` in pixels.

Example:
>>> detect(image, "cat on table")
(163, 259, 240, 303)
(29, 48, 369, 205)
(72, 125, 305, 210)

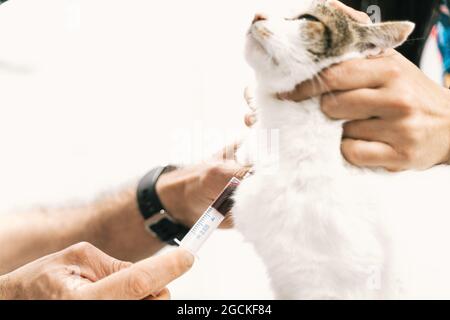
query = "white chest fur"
(233, 92, 450, 299)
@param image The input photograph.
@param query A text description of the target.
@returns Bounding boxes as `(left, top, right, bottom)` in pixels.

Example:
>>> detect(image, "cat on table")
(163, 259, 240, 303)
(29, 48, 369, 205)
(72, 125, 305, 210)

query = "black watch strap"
(148, 218, 190, 246)
(137, 166, 190, 245)
(137, 166, 167, 220)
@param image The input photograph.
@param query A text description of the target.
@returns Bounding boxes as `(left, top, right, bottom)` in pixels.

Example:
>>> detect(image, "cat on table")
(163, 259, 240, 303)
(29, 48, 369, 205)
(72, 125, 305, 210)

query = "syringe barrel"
(179, 177, 241, 255)
(179, 207, 225, 254)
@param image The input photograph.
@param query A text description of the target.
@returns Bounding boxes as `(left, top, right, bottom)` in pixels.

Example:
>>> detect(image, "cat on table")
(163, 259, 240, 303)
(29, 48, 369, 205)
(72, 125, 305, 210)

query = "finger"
(343, 119, 386, 141)
(144, 288, 171, 300)
(328, 0, 372, 24)
(214, 143, 241, 161)
(342, 139, 401, 170)
(219, 213, 234, 229)
(212, 161, 252, 181)
(343, 119, 391, 143)
(80, 249, 194, 300)
(280, 58, 388, 102)
(244, 86, 257, 111)
(245, 112, 257, 127)
(63, 242, 132, 282)
(321, 88, 396, 120)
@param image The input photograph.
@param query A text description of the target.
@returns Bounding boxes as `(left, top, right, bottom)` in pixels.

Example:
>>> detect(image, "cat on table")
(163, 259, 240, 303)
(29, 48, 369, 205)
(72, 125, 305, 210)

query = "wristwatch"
(137, 166, 190, 245)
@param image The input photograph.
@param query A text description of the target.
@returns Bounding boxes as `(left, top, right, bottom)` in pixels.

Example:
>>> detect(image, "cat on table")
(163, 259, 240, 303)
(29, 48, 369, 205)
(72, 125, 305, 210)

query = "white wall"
(0, 0, 441, 299)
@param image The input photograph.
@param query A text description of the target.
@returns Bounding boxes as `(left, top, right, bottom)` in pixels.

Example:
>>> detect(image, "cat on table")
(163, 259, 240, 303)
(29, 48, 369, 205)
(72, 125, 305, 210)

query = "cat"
(233, 1, 450, 299)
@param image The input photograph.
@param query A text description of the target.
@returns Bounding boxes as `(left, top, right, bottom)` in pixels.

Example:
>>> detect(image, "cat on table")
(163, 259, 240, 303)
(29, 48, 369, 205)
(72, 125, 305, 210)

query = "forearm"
(0, 185, 164, 275)
(87, 186, 165, 262)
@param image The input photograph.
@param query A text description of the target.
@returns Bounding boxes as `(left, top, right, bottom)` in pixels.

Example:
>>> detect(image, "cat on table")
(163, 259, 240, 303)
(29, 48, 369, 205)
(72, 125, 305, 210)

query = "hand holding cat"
(282, 50, 450, 171)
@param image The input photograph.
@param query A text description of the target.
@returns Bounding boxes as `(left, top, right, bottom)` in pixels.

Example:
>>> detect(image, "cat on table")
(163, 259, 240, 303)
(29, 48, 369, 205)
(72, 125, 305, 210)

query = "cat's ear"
(355, 21, 415, 53)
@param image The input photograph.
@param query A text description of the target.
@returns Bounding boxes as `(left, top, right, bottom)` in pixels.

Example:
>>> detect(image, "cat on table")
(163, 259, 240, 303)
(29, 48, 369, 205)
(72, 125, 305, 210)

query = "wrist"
(155, 169, 192, 226)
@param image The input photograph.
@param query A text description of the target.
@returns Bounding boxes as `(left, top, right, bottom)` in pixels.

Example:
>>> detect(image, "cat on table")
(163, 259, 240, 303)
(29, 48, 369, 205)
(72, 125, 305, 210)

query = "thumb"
(79, 249, 194, 300)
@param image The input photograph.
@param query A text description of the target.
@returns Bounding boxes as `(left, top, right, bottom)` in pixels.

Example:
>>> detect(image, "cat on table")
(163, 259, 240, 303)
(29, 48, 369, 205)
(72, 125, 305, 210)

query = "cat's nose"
(252, 13, 267, 24)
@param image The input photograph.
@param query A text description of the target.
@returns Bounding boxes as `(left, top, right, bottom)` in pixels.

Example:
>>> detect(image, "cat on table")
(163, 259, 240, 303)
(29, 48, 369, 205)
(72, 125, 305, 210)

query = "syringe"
(175, 177, 241, 255)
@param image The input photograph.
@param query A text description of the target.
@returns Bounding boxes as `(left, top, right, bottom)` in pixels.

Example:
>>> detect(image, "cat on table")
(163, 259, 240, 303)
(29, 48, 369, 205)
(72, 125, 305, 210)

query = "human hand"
(244, 86, 258, 127)
(275, 2, 450, 171)
(0, 242, 193, 300)
(280, 49, 450, 171)
(156, 146, 250, 228)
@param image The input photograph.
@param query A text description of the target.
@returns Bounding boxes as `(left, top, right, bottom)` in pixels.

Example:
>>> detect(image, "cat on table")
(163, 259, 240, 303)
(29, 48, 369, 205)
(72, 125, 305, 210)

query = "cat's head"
(245, 2, 415, 93)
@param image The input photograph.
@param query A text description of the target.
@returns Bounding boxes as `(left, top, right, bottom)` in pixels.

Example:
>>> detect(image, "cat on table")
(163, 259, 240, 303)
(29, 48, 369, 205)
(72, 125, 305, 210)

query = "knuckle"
(386, 65, 402, 79)
(322, 67, 339, 89)
(69, 242, 96, 257)
(398, 117, 423, 144)
(399, 146, 419, 166)
(126, 268, 154, 298)
(111, 259, 132, 273)
(320, 95, 332, 115)
(393, 94, 415, 115)
(321, 94, 348, 119)
(342, 141, 363, 164)
(204, 163, 226, 180)
(200, 164, 216, 184)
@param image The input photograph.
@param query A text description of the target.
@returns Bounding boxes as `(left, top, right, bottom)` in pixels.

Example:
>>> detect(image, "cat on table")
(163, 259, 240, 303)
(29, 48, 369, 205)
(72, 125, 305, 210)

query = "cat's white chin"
(245, 36, 321, 93)
(245, 34, 276, 77)
(245, 34, 267, 58)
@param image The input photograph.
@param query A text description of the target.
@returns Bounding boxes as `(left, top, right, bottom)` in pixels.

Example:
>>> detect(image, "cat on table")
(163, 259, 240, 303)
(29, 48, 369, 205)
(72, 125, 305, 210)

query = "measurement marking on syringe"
(178, 177, 241, 255)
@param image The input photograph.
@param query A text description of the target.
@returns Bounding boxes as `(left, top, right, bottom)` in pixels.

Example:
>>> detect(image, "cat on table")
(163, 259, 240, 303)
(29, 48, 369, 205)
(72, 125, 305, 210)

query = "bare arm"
(0, 186, 164, 275)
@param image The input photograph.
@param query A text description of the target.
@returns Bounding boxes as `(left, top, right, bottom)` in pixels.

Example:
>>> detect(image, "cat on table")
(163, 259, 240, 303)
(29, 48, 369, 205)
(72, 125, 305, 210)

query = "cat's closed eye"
(296, 14, 321, 23)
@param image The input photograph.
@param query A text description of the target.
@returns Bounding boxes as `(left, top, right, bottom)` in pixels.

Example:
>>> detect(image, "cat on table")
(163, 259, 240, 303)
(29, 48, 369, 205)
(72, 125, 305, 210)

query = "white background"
(0, 0, 442, 299)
